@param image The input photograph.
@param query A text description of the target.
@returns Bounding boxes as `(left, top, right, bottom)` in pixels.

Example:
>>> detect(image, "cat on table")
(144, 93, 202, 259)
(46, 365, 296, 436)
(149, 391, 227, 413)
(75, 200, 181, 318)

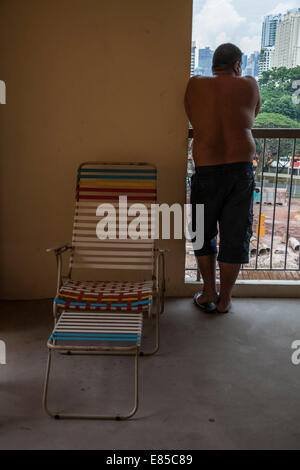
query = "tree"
(258, 66, 300, 123)
(254, 112, 300, 129)
(254, 113, 300, 169)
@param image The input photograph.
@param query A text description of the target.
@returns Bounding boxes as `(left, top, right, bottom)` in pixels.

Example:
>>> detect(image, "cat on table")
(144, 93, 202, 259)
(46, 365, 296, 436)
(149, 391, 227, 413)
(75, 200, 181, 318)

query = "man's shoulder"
(188, 75, 211, 83)
(187, 75, 211, 89)
(243, 75, 257, 81)
(244, 76, 260, 97)
(242, 75, 259, 87)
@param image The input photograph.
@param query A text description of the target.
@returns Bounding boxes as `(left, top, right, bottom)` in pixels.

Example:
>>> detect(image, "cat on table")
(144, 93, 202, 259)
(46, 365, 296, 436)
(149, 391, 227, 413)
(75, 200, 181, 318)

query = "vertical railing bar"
(270, 138, 281, 269)
(284, 138, 297, 270)
(187, 168, 202, 282)
(255, 138, 267, 270)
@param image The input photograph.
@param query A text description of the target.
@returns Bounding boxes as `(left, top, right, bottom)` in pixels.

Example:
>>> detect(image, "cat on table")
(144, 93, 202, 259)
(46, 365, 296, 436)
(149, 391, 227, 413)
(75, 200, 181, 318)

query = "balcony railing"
(186, 128, 300, 282)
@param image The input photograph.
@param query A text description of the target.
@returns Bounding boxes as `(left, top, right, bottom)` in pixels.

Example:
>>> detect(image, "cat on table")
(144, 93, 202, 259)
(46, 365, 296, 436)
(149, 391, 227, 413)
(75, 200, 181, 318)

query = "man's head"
(212, 43, 243, 76)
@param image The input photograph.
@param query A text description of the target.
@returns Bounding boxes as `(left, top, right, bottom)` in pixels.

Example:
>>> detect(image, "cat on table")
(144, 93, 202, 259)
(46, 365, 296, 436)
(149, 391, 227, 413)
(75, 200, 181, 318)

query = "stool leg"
(118, 348, 139, 420)
(42, 350, 55, 418)
(42, 347, 140, 420)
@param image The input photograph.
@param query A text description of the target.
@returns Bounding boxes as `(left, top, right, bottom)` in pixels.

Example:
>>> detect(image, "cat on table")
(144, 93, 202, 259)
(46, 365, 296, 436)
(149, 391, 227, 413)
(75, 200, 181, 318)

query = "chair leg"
(42, 348, 139, 420)
(42, 349, 54, 418)
(142, 288, 164, 356)
(142, 299, 160, 356)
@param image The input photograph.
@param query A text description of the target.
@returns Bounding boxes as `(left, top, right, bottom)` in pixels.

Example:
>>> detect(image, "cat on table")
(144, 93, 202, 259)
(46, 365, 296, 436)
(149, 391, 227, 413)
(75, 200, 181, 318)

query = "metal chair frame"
(43, 162, 166, 420)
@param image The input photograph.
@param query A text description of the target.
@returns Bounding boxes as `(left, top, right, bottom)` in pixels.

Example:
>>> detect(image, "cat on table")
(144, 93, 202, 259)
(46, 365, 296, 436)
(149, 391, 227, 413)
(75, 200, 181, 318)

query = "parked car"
(269, 157, 290, 169)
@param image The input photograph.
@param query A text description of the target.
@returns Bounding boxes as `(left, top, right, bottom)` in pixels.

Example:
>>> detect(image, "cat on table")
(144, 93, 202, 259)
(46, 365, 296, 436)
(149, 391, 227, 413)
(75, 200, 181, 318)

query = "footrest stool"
(42, 311, 143, 420)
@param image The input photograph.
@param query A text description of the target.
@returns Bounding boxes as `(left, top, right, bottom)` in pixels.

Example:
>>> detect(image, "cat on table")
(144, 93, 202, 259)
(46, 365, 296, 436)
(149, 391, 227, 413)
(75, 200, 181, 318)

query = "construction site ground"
(185, 198, 300, 282)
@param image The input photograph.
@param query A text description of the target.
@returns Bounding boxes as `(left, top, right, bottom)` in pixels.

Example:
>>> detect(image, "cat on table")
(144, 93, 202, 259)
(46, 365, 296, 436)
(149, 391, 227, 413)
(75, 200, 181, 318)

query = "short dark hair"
(212, 43, 242, 71)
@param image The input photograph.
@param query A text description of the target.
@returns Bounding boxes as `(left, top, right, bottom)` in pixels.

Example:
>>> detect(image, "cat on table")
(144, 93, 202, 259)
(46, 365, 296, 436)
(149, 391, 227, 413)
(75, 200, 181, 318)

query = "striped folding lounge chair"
(43, 162, 166, 420)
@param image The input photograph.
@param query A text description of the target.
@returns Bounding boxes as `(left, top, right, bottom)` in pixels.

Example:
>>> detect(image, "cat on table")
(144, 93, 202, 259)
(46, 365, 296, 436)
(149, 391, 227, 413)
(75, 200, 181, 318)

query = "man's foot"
(216, 297, 232, 314)
(193, 292, 218, 313)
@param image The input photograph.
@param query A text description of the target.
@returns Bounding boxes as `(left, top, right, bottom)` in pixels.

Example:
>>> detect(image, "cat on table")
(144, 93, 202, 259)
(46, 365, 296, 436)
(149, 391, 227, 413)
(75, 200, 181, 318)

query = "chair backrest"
(69, 162, 157, 276)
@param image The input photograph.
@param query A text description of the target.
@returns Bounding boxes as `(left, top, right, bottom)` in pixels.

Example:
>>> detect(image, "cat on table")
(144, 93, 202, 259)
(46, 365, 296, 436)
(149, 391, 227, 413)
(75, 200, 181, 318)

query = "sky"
(192, 0, 300, 56)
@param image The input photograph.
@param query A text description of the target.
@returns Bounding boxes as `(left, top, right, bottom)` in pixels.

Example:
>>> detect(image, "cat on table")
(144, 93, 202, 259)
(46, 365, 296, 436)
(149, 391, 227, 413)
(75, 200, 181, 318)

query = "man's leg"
(190, 168, 220, 311)
(217, 163, 255, 313)
(217, 262, 241, 312)
(196, 254, 218, 303)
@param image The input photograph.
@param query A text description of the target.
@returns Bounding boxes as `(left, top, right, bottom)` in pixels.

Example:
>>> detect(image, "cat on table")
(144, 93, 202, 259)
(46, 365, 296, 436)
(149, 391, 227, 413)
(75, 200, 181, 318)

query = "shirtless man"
(184, 43, 261, 313)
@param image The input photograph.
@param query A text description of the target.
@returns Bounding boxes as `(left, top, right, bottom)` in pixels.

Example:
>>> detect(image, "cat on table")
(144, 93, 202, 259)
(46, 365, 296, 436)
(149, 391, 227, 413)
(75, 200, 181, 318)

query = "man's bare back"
(184, 74, 261, 166)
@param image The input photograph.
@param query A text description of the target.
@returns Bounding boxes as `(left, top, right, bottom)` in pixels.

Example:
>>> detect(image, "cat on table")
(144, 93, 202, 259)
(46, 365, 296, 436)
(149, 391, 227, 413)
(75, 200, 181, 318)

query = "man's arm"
(184, 90, 190, 118)
(184, 76, 196, 120)
(245, 75, 261, 117)
(255, 93, 262, 118)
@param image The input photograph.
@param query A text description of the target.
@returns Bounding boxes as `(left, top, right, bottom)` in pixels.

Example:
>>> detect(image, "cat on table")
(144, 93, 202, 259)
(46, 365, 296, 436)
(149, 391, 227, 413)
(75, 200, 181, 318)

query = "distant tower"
(261, 14, 282, 48)
(198, 47, 214, 77)
(245, 52, 260, 78)
(242, 53, 248, 72)
(259, 13, 282, 76)
(259, 47, 275, 76)
(191, 41, 197, 76)
(271, 9, 300, 68)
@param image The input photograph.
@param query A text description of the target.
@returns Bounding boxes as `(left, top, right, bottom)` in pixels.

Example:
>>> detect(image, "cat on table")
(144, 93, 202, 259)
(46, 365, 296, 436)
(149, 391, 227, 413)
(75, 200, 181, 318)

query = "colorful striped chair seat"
(54, 279, 153, 311)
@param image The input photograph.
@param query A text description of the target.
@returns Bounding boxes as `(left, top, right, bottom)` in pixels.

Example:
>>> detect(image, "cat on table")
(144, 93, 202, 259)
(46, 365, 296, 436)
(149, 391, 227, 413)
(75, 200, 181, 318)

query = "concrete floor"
(0, 297, 300, 450)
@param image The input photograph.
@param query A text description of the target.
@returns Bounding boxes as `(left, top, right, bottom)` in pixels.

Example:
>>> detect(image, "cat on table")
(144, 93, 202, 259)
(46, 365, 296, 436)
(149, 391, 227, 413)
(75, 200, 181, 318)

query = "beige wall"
(0, 0, 193, 299)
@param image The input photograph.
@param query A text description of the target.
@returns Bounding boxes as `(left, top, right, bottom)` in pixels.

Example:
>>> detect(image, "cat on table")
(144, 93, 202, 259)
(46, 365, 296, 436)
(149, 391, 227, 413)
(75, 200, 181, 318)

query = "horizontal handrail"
(188, 128, 300, 139)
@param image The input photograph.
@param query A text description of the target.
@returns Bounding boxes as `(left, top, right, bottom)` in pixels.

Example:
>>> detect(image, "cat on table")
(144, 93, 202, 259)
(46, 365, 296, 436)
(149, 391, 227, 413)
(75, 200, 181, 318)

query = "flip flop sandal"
(215, 304, 232, 314)
(193, 293, 217, 313)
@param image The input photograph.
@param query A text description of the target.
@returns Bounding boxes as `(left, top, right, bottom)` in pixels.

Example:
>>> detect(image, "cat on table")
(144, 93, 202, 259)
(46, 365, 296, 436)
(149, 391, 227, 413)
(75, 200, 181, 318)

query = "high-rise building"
(198, 47, 214, 77)
(259, 46, 275, 76)
(259, 13, 282, 76)
(193, 67, 205, 76)
(245, 51, 260, 78)
(242, 53, 248, 72)
(190, 41, 196, 76)
(261, 14, 282, 49)
(271, 9, 300, 68)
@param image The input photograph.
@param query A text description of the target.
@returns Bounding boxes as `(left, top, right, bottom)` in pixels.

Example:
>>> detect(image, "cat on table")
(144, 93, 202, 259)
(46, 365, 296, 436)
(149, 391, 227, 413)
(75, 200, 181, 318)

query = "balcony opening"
(185, 1, 300, 283)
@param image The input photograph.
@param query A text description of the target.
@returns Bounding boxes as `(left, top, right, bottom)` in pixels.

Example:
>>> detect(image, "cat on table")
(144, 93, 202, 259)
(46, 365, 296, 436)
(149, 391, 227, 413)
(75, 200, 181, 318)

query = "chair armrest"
(154, 248, 170, 255)
(46, 244, 73, 295)
(46, 244, 73, 255)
